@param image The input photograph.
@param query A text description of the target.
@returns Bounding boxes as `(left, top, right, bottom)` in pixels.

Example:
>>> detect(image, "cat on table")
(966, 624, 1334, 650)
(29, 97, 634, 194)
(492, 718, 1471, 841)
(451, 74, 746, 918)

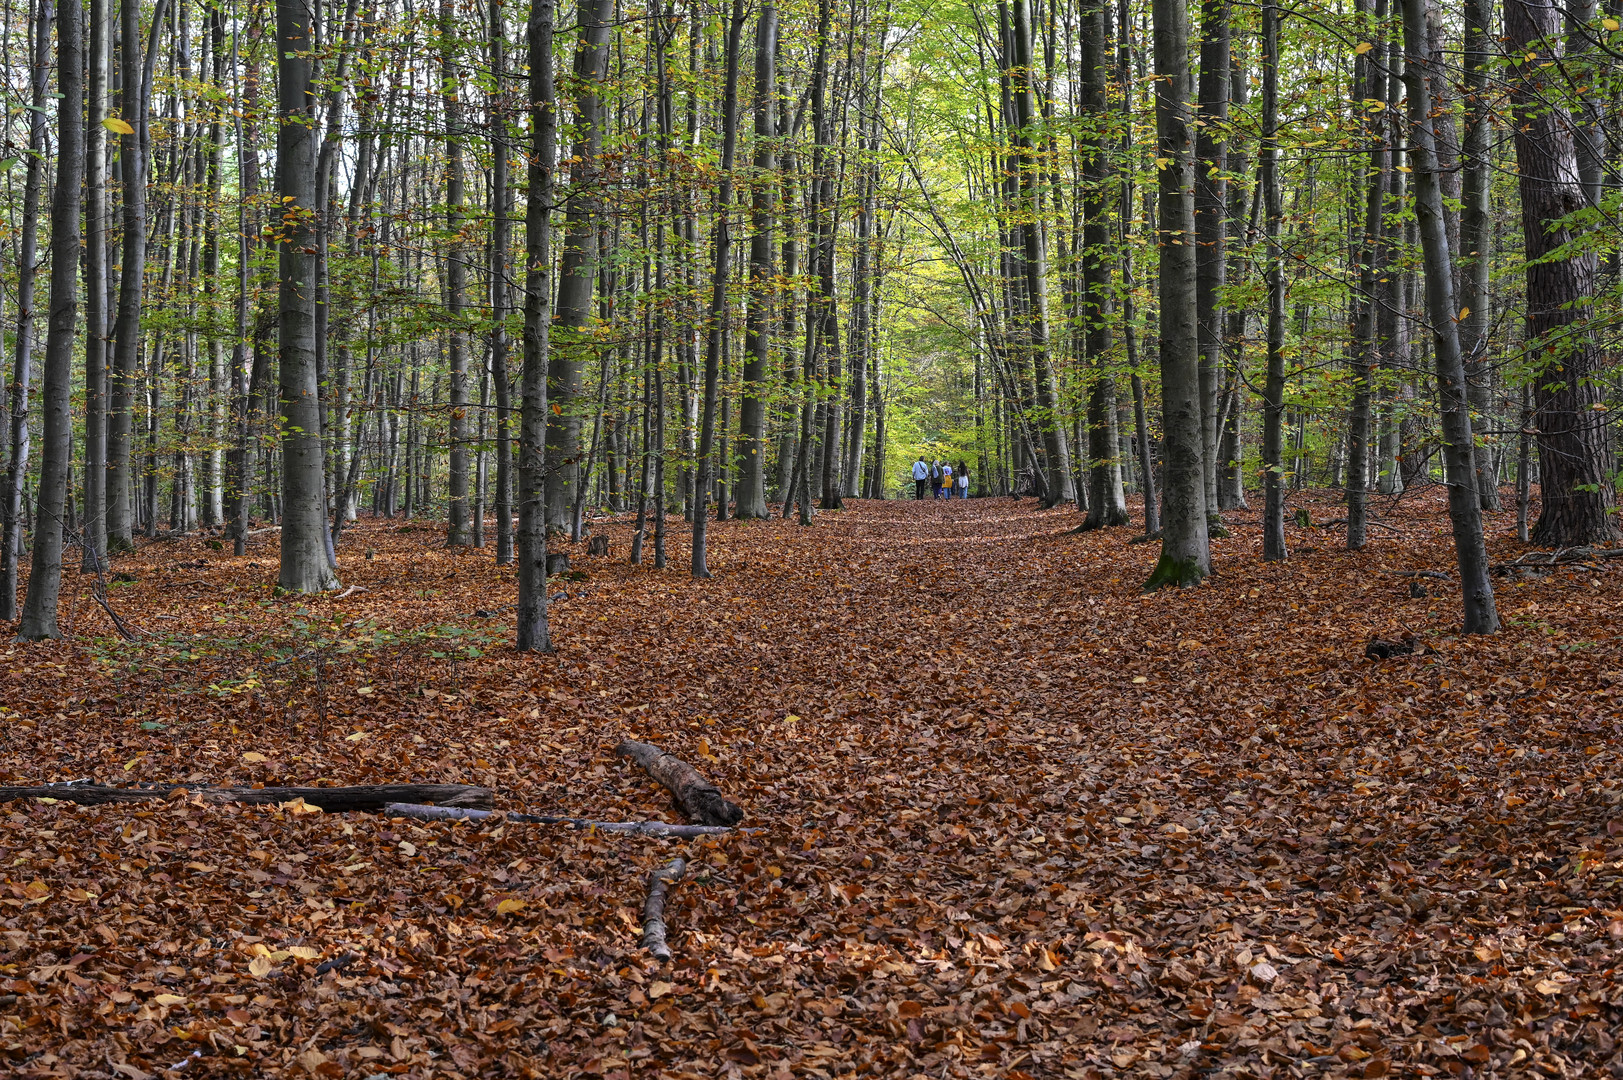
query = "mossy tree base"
(1142, 553, 1207, 592)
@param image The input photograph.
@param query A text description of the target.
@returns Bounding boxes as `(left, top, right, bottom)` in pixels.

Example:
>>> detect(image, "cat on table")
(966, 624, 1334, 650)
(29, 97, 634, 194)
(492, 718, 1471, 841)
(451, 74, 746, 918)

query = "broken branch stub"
(642, 857, 687, 963)
(615, 740, 744, 827)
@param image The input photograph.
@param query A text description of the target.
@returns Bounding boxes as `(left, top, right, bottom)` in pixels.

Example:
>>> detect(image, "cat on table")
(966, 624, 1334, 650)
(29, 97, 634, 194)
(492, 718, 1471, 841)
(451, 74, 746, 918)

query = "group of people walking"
(912, 457, 969, 500)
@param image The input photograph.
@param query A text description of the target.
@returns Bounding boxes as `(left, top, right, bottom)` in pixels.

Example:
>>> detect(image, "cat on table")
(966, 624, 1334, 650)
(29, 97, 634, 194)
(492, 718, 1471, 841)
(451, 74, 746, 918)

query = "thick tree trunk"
(1505, 0, 1616, 546)
(275, 0, 339, 594)
(18, 0, 81, 641)
(516, 0, 556, 653)
(543, 0, 614, 533)
(1400, 0, 1500, 633)
(1144, 0, 1211, 588)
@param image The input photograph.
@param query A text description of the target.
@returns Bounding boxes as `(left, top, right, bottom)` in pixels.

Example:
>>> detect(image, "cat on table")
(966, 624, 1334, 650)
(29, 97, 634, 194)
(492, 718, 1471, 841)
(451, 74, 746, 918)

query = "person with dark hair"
(955, 460, 970, 499)
(930, 459, 944, 499)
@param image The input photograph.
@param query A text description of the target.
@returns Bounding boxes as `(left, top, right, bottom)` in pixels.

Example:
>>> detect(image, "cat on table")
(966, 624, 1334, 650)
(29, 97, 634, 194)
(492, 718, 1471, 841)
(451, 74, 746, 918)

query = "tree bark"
(1504, 0, 1616, 546)
(615, 740, 745, 827)
(517, 0, 556, 653)
(0, 784, 493, 812)
(735, 2, 777, 520)
(1460, 0, 1497, 510)
(1260, 0, 1287, 562)
(1144, 0, 1211, 587)
(18, 0, 80, 640)
(1194, 0, 1229, 526)
(1399, 0, 1500, 633)
(275, 0, 339, 593)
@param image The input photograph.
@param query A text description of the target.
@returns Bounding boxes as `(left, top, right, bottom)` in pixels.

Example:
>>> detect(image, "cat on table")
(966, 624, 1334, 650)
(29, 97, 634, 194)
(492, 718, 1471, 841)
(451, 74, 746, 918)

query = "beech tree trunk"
(735, 1, 777, 521)
(1505, 0, 1616, 546)
(1260, 0, 1287, 562)
(1144, 0, 1210, 587)
(517, 0, 556, 653)
(275, 0, 339, 593)
(1193, 0, 1228, 526)
(18, 0, 80, 640)
(1400, 0, 1500, 633)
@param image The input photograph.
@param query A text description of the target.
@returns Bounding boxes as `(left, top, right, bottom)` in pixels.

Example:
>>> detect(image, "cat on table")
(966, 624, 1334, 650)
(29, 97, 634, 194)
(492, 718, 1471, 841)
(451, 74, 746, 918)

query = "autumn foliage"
(0, 495, 1620, 1078)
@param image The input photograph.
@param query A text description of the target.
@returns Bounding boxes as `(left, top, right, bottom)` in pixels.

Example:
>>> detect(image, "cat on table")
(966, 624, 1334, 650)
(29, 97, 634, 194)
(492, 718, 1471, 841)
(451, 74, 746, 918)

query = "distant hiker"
(939, 462, 953, 499)
(956, 461, 970, 499)
(912, 457, 930, 500)
(930, 459, 945, 499)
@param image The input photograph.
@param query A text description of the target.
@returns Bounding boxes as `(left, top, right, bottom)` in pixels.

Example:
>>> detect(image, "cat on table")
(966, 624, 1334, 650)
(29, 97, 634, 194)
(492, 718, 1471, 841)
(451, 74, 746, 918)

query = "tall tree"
(443, 0, 471, 546)
(517, 0, 556, 652)
(1144, 0, 1211, 587)
(1399, 0, 1499, 632)
(18, 0, 83, 640)
(1505, 0, 1616, 545)
(275, 0, 339, 592)
(1193, 0, 1229, 528)
(1, 0, 53, 622)
(1259, 0, 1286, 561)
(735, 0, 777, 520)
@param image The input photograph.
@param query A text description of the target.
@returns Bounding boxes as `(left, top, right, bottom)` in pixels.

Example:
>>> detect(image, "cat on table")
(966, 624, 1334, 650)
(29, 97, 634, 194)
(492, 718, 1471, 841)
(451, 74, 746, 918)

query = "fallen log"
(642, 858, 687, 963)
(615, 740, 744, 827)
(0, 783, 493, 813)
(381, 802, 746, 837)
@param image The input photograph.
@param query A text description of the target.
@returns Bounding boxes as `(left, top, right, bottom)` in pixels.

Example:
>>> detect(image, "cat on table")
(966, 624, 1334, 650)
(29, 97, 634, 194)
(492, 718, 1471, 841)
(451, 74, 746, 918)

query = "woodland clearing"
(0, 494, 1620, 1079)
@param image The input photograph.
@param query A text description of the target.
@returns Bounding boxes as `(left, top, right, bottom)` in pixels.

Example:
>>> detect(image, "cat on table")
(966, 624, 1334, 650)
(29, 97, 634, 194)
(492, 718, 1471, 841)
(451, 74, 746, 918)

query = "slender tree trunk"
(1400, 0, 1499, 632)
(1260, 0, 1287, 562)
(1194, 0, 1228, 527)
(691, 0, 747, 577)
(443, 0, 471, 546)
(1144, 0, 1210, 588)
(1460, 0, 1497, 510)
(2, 0, 53, 622)
(490, 0, 514, 564)
(735, 1, 777, 520)
(1345, 0, 1389, 550)
(275, 0, 339, 592)
(1079, 0, 1128, 529)
(517, 0, 556, 652)
(82, 0, 110, 571)
(18, 0, 83, 639)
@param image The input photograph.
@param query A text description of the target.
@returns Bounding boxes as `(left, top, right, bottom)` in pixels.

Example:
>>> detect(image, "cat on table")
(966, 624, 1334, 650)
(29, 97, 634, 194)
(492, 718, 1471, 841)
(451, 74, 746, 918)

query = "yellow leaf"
(1366, 100, 1386, 112)
(1354, 42, 1374, 54)
(496, 898, 526, 915)
(1457, 306, 1471, 322)
(153, 994, 185, 1006)
(1132, 676, 1148, 684)
(248, 956, 272, 977)
(1604, 17, 1619, 30)
(345, 730, 368, 741)
(103, 117, 135, 134)
(783, 714, 799, 723)
(241, 751, 266, 763)
(354, 686, 374, 696)
(1154, 157, 1172, 169)
(286, 946, 321, 960)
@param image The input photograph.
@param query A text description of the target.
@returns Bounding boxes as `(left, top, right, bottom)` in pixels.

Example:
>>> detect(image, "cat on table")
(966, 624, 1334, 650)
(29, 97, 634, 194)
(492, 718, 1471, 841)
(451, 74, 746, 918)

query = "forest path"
(2, 494, 1620, 1076)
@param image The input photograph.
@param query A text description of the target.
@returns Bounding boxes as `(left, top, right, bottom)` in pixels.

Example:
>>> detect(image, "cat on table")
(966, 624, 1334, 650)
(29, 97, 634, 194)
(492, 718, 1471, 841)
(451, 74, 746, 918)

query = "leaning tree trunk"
(1144, 0, 1211, 588)
(18, 0, 83, 640)
(516, 0, 556, 653)
(1505, 0, 1616, 546)
(275, 0, 339, 593)
(1400, 0, 1500, 633)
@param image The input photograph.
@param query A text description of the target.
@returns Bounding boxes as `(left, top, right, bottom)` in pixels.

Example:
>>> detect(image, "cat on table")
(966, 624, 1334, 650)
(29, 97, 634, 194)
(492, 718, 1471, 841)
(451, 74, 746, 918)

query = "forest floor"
(0, 490, 1620, 1080)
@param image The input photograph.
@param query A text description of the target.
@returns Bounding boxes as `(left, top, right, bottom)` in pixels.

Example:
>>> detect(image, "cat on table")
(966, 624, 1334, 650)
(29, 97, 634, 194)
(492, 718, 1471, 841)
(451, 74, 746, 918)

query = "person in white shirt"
(955, 461, 970, 499)
(911, 457, 929, 500)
